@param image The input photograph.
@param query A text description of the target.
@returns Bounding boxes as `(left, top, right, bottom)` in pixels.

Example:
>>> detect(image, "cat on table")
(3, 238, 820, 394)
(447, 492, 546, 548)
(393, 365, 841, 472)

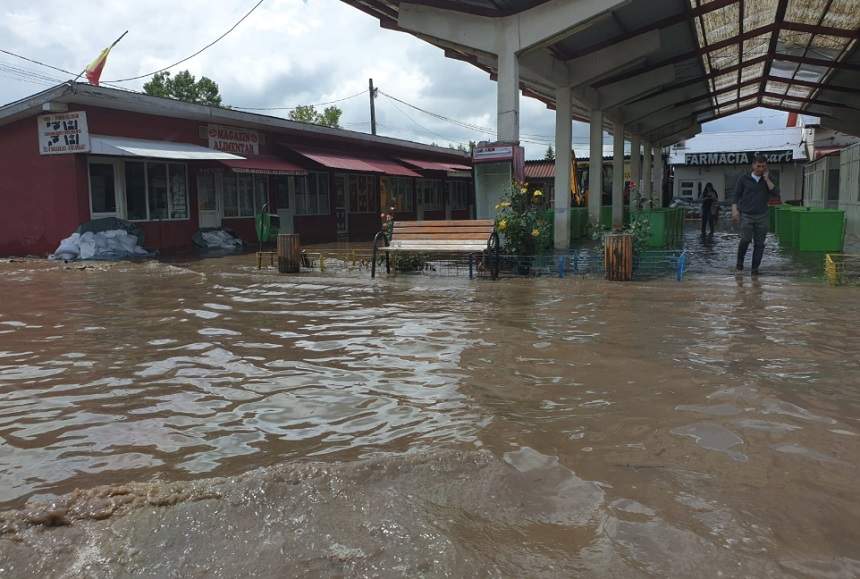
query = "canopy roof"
(90, 135, 243, 160)
(345, 0, 860, 141)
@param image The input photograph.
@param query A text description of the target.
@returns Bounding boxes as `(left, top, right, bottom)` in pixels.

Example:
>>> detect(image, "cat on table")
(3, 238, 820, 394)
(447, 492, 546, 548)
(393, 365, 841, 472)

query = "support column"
(653, 145, 665, 207)
(642, 141, 653, 206)
(553, 86, 572, 251)
(497, 49, 520, 143)
(588, 109, 603, 226)
(611, 120, 625, 229)
(630, 134, 641, 210)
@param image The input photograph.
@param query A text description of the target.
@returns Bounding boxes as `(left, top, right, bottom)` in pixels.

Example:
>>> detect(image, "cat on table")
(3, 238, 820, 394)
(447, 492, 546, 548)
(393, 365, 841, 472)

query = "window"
(89, 162, 117, 215)
(827, 168, 840, 201)
(417, 178, 443, 211)
(448, 180, 471, 210)
(342, 173, 377, 214)
(224, 173, 267, 218)
(122, 161, 188, 221)
(273, 176, 290, 210)
(679, 180, 695, 198)
(297, 172, 330, 215)
(197, 170, 218, 212)
(381, 177, 414, 212)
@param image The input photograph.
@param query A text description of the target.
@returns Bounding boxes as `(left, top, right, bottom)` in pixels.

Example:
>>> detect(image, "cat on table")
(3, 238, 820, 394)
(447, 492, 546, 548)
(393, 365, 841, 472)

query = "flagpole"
(75, 30, 128, 83)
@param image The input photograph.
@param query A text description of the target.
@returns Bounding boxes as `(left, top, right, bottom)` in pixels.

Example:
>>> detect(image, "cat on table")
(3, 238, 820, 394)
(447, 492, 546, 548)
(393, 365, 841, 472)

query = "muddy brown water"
(0, 253, 859, 578)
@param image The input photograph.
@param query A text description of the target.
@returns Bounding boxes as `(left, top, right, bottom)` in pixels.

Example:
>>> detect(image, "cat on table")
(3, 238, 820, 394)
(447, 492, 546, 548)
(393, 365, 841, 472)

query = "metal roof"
(667, 126, 809, 163)
(0, 82, 471, 162)
(345, 0, 860, 141)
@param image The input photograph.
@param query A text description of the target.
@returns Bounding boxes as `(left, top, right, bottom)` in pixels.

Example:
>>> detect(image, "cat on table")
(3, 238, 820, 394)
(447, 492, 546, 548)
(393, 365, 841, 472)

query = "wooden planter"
(604, 233, 633, 281)
(277, 233, 301, 274)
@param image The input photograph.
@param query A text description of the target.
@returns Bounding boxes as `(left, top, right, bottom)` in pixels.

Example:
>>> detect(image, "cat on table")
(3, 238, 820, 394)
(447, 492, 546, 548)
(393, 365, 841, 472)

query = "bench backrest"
(389, 220, 495, 252)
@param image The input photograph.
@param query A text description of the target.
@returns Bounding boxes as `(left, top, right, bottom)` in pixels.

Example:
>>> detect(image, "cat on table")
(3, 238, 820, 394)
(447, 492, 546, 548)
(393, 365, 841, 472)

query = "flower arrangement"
(494, 181, 552, 256)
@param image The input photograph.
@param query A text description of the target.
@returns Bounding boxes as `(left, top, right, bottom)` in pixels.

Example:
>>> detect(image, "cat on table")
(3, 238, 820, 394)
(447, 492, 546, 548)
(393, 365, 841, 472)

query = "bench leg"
(371, 246, 377, 278)
(469, 254, 474, 279)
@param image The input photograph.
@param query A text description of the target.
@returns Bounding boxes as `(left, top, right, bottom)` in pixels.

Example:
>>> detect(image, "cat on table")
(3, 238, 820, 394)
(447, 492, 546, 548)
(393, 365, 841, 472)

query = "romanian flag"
(85, 46, 112, 86)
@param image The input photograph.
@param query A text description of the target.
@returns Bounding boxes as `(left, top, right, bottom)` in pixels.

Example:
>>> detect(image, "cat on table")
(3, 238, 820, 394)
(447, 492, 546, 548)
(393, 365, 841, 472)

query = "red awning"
(290, 147, 420, 177)
(221, 155, 307, 175)
(397, 158, 472, 172)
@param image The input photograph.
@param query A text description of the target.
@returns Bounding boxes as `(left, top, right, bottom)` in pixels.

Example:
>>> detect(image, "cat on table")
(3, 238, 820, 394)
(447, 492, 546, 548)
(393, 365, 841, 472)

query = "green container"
(768, 205, 777, 231)
(632, 207, 684, 248)
(774, 205, 795, 241)
(571, 207, 589, 240)
(794, 207, 845, 252)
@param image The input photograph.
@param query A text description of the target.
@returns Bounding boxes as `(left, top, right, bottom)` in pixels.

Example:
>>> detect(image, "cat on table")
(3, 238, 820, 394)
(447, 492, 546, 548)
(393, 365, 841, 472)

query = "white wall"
(839, 143, 860, 238)
(804, 155, 841, 209)
(672, 163, 804, 202)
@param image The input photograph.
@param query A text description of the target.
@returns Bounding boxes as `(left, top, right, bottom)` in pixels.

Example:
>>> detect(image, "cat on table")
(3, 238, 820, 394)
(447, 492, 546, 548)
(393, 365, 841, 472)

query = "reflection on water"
(1, 254, 860, 575)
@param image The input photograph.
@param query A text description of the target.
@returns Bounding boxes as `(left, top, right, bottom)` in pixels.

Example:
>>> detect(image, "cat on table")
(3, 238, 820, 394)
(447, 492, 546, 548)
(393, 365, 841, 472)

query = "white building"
(669, 127, 810, 203)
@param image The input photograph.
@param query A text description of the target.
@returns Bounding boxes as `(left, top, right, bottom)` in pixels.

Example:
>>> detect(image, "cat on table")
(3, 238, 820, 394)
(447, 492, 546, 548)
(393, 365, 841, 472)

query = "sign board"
(473, 144, 514, 163)
(38, 111, 90, 155)
(684, 149, 794, 166)
(207, 124, 260, 155)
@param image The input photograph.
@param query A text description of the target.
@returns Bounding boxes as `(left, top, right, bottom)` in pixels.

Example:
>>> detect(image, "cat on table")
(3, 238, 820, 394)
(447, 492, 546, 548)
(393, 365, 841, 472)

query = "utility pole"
(369, 78, 377, 135)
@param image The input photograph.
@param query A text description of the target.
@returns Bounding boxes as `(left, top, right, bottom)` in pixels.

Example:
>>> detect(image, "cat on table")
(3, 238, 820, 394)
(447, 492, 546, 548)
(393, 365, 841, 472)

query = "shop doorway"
(273, 175, 295, 234)
(197, 169, 222, 229)
(335, 174, 349, 239)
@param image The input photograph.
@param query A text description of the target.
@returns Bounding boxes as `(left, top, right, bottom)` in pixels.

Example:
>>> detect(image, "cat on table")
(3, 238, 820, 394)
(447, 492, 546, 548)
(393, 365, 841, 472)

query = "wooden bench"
(372, 220, 500, 279)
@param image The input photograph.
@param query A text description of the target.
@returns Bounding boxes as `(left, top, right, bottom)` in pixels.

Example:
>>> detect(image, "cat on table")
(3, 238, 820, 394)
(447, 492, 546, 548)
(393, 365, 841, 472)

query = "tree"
(288, 104, 342, 128)
(544, 145, 556, 161)
(143, 70, 223, 106)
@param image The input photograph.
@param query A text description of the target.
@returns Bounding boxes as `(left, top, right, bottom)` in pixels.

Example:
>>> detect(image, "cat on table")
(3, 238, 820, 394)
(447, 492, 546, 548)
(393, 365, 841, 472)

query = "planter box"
(632, 207, 684, 248)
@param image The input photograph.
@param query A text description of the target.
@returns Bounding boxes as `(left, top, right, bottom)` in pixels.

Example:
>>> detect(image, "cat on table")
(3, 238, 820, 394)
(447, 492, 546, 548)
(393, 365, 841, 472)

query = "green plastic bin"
(632, 207, 684, 248)
(794, 207, 845, 252)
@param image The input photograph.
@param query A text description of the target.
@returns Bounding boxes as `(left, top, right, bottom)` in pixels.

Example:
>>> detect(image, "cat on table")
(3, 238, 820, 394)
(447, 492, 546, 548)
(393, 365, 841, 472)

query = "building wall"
(839, 143, 860, 238)
(0, 116, 89, 255)
(672, 163, 803, 202)
(804, 155, 841, 209)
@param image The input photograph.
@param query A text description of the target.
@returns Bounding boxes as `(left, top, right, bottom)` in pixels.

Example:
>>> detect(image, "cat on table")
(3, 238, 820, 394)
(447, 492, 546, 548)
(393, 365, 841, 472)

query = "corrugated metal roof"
(668, 127, 809, 164)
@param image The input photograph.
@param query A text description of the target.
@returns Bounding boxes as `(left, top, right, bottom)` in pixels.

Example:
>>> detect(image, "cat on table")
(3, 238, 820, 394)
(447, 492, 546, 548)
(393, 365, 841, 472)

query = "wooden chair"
(372, 220, 500, 279)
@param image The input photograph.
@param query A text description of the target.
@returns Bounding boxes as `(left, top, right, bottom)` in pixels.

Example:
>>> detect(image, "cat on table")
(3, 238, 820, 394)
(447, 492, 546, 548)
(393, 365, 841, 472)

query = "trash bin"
(794, 207, 846, 252)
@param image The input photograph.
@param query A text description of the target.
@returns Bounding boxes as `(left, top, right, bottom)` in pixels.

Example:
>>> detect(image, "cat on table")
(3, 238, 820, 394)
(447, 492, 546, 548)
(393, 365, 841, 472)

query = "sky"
(0, 0, 791, 159)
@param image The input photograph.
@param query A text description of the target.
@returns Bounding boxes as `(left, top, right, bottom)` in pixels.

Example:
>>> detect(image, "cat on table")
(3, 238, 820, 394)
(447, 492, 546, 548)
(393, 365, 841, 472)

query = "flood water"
(1, 239, 859, 577)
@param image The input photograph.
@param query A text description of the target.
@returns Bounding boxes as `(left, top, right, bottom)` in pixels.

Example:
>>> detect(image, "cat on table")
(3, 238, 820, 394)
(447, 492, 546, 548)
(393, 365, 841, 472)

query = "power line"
(385, 97, 462, 146)
(0, 48, 77, 77)
(231, 89, 368, 111)
(103, 0, 266, 82)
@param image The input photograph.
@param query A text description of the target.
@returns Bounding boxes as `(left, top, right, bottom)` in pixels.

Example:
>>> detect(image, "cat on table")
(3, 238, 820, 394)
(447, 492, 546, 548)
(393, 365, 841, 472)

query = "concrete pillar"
(653, 146, 665, 207)
(497, 49, 519, 143)
(630, 134, 641, 209)
(588, 109, 603, 226)
(611, 120, 625, 228)
(553, 86, 571, 251)
(642, 141, 653, 206)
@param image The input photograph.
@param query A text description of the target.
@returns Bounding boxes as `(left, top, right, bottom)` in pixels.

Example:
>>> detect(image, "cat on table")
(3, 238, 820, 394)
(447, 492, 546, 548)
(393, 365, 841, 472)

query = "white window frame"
(296, 171, 331, 216)
(678, 180, 696, 198)
(223, 173, 268, 219)
(88, 158, 124, 219)
(122, 159, 190, 222)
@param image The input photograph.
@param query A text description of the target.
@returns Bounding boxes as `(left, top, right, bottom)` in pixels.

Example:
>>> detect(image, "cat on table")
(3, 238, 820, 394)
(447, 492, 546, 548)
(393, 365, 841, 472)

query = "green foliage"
(143, 70, 223, 106)
(592, 214, 651, 255)
(288, 104, 342, 128)
(544, 145, 555, 160)
(494, 182, 552, 256)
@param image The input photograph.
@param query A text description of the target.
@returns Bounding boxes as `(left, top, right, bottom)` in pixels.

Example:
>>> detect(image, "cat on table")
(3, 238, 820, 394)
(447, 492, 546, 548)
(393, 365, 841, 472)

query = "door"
(197, 169, 222, 229)
(88, 159, 123, 219)
(335, 174, 348, 239)
(274, 175, 295, 234)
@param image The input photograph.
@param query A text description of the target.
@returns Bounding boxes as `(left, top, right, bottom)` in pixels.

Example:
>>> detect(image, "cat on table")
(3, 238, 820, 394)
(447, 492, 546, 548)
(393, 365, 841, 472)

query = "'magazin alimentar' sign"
(685, 149, 793, 166)
(207, 124, 260, 155)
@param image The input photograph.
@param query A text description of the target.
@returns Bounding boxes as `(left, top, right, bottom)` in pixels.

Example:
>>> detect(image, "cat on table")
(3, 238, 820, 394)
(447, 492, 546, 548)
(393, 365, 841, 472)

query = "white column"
(611, 120, 625, 229)
(553, 86, 572, 251)
(642, 141, 653, 205)
(497, 49, 520, 143)
(588, 109, 603, 225)
(653, 146, 664, 207)
(630, 134, 641, 210)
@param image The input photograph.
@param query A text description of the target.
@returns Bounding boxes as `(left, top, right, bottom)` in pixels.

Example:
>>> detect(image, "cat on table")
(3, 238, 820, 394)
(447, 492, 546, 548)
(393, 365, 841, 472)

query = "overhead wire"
(102, 0, 266, 82)
(231, 89, 368, 111)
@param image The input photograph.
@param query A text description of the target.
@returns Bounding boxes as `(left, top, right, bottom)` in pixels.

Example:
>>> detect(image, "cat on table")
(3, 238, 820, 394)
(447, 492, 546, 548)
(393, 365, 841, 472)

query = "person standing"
(700, 182, 719, 236)
(733, 155, 779, 274)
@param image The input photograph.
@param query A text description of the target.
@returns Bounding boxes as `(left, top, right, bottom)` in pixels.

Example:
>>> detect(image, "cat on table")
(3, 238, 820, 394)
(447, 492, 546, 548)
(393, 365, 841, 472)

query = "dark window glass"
(89, 163, 116, 213)
(147, 163, 168, 220)
(125, 162, 147, 220)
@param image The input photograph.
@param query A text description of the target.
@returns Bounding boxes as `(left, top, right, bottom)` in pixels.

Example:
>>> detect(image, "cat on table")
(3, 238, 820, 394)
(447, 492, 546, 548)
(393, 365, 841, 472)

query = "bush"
(495, 182, 552, 256)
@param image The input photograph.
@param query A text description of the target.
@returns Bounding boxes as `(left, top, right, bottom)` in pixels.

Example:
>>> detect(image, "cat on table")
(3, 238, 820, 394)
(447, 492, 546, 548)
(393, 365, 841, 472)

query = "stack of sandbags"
(50, 230, 152, 261)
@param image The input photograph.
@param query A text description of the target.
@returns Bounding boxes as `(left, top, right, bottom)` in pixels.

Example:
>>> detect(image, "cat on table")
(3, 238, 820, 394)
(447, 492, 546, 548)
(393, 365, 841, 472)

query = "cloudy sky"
(0, 0, 790, 158)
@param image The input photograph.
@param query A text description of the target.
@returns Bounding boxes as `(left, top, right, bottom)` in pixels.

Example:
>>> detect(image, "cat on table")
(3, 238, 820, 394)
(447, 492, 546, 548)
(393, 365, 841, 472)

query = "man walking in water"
(733, 155, 778, 274)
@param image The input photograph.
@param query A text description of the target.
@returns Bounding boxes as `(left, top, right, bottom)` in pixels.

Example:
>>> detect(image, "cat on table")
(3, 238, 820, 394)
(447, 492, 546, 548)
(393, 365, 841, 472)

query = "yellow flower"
(531, 228, 540, 237)
(533, 189, 543, 198)
(495, 203, 501, 210)
(500, 201, 511, 208)
(498, 219, 508, 231)
(520, 187, 528, 194)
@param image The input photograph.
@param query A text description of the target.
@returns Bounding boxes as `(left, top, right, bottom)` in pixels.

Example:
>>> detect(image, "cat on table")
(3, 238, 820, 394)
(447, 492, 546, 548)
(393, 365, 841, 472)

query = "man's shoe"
(735, 264, 743, 272)
(751, 268, 760, 276)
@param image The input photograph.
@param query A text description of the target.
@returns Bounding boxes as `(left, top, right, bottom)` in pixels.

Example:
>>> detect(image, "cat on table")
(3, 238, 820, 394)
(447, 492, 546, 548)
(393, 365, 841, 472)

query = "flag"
(85, 46, 112, 86)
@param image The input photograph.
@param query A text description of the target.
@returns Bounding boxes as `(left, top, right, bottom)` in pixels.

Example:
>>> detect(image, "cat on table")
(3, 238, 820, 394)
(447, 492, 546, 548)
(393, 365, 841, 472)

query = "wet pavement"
(0, 227, 859, 577)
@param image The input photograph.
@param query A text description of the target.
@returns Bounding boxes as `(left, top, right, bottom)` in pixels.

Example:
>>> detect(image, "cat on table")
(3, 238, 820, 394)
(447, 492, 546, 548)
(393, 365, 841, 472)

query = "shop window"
(448, 180, 471, 210)
(122, 160, 188, 221)
(273, 176, 290, 210)
(224, 174, 267, 218)
(197, 170, 218, 212)
(89, 162, 117, 215)
(418, 178, 443, 211)
(679, 180, 695, 198)
(344, 174, 377, 214)
(297, 172, 330, 215)
(381, 176, 414, 212)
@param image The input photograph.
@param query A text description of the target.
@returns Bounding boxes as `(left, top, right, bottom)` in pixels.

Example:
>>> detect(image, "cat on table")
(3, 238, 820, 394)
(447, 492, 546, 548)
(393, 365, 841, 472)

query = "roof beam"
(775, 53, 860, 72)
(568, 29, 661, 87)
(767, 75, 855, 93)
(597, 64, 677, 110)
